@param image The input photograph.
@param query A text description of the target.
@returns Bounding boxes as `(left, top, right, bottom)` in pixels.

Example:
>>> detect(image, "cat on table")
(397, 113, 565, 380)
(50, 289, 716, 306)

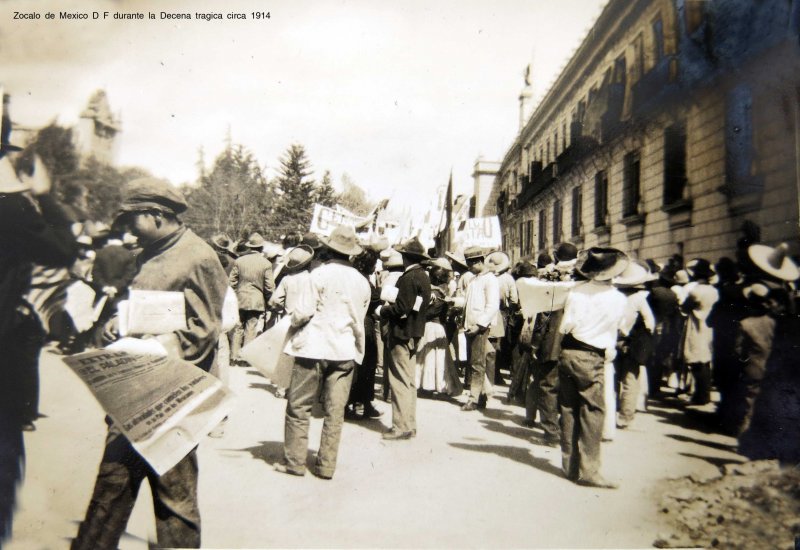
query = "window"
(554, 131, 559, 157)
(525, 220, 533, 255)
(725, 84, 759, 194)
(594, 171, 608, 228)
(623, 151, 642, 217)
(546, 140, 551, 164)
(518, 221, 525, 252)
(652, 18, 665, 64)
(538, 209, 546, 251)
(552, 199, 562, 244)
(571, 186, 582, 237)
(633, 33, 645, 82)
(664, 123, 687, 205)
(562, 121, 567, 150)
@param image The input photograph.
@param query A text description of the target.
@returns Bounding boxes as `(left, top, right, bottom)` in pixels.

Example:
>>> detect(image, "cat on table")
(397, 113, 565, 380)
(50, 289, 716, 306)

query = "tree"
(314, 170, 338, 207)
(273, 143, 316, 236)
(337, 173, 373, 216)
(184, 143, 274, 240)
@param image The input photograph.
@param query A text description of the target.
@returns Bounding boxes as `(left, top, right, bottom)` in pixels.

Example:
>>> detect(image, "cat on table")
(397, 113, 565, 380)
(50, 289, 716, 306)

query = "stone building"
(493, 0, 800, 265)
(73, 90, 120, 165)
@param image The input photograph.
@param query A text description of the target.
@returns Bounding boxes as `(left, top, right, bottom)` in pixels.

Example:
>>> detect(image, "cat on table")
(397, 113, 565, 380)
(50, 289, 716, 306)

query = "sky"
(2, 0, 607, 217)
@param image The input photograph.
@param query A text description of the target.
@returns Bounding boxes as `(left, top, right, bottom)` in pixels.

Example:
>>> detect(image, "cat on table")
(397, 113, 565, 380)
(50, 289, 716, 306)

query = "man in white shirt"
(461, 247, 501, 411)
(558, 247, 629, 489)
(277, 226, 370, 479)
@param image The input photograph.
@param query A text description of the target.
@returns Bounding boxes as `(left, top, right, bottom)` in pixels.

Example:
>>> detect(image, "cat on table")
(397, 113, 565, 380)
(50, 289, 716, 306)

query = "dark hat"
(1, 93, 23, 155)
(211, 233, 236, 254)
(536, 251, 553, 269)
(553, 242, 578, 263)
(395, 237, 429, 260)
(118, 177, 188, 215)
(576, 247, 629, 281)
(320, 225, 363, 256)
(301, 232, 323, 250)
(282, 245, 314, 272)
(685, 258, 715, 281)
(514, 261, 537, 278)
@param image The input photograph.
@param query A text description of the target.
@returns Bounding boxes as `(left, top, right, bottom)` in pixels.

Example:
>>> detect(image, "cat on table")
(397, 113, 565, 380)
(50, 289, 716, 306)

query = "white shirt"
(284, 260, 370, 363)
(619, 289, 656, 336)
(559, 280, 627, 350)
(463, 270, 500, 330)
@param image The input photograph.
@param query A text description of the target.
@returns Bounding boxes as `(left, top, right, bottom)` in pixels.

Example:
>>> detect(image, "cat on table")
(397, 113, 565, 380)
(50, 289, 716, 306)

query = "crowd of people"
(2, 113, 799, 547)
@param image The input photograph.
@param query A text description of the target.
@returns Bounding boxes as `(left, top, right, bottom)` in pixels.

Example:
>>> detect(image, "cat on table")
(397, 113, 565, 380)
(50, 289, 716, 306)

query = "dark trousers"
(528, 359, 560, 441)
(284, 357, 355, 477)
(388, 337, 417, 433)
(689, 362, 712, 405)
(72, 433, 200, 550)
(350, 336, 377, 405)
(558, 347, 605, 481)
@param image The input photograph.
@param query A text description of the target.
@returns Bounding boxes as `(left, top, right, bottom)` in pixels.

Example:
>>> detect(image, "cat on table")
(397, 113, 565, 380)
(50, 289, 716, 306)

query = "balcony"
(517, 162, 557, 209)
(583, 82, 625, 144)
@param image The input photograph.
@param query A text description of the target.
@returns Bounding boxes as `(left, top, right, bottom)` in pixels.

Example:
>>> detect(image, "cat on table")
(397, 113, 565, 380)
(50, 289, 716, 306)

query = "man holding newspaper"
(72, 178, 227, 549)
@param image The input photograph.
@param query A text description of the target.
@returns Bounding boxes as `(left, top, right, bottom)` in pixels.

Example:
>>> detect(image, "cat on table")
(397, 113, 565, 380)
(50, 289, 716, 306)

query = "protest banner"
(118, 289, 186, 336)
(63, 346, 234, 474)
(453, 216, 502, 249)
(309, 203, 370, 237)
(516, 277, 578, 318)
(239, 315, 295, 388)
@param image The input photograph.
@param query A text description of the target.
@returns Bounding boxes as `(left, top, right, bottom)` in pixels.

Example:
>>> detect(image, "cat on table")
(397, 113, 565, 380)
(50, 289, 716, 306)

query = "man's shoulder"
(173, 229, 222, 267)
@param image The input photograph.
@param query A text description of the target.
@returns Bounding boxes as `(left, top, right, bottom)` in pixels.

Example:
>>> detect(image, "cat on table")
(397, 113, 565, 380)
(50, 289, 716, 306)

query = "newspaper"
(63, 347, 234, 474)
(118, 289, 186, 336)
(239, 315, 295, 388)
(516, 278, 578, 318)
(63, 280, 97, 332)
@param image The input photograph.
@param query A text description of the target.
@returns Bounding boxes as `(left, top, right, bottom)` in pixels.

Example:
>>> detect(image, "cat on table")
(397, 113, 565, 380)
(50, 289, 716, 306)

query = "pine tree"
(273, 143, 316, 236)
(314, 170, 338, 207)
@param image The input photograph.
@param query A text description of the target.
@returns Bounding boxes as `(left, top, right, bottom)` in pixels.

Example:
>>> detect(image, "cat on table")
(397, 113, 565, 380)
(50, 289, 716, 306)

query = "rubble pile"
(654, 460, 800, 549)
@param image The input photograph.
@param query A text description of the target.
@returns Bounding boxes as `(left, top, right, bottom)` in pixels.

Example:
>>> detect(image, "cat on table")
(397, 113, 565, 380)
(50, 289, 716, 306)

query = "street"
(8, 351, 743, 549)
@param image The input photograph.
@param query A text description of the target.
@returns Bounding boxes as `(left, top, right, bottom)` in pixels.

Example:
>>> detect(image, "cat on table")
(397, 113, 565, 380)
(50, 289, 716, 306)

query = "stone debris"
(654, 460, 800, 549)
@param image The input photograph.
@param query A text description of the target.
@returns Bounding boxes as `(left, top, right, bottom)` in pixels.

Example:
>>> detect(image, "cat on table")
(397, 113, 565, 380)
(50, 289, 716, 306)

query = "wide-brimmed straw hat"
(320, 225, 363, 256)
(282, 245, 314, 272)
(395, 237, 429, 261)
(463, 246, 491, 261)
(425, 257, 453, 272)
(748, 243, 799, 282)
(613, 260, 653, 288)
(262, 241, 285, 259)
(486, 251, 511, 274)
(245, 232, 266, 249)
(445, 251, 468, 271)
(380, 248, 403, 269)
(576, 247, 629, 281)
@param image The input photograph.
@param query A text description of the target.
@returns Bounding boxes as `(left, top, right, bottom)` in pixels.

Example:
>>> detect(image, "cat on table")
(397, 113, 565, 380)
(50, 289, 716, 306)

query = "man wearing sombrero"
(278, 225, 370, 478)
(379, 237, 431, 440)
(557, 247, 629, 489)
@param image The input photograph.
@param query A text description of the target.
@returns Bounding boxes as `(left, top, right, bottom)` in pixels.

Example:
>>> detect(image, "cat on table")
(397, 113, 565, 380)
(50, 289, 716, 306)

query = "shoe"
(274, 462, 305, 476)
(312, 468, 333, 480)
(21, 422, 35, 432)
(530, 435, 559, 448)
(477, 394, 487, 410)
(576, 476, 619, 489)
(461, 401, 478, 411)
(344, 407, 360, 420)
(382, 429, 413, 440)
(362, 403, 383, 418)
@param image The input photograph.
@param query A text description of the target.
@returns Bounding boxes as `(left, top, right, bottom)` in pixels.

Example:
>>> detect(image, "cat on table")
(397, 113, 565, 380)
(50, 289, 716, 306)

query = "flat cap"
(118, 177, 187, 215)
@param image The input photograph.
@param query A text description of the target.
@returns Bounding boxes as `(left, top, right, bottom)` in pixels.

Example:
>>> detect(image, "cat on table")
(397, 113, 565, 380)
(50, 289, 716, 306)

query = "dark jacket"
(92, 244, 137, 293)
(0, 192, 77, 339)
(229, 250, 274, 311)
(381, 264, 431, 340)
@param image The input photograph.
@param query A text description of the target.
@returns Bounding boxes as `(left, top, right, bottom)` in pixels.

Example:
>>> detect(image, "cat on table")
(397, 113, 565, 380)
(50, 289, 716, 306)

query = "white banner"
(453, 216, 502, 249)
(515, 278, 578, 318)
(63, 347, 234, 474)
(309, 204, 369, 237)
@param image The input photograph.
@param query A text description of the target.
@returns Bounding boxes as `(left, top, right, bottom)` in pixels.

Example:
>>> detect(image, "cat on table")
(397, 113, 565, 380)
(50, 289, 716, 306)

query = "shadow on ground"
(449, 442, 564, 479)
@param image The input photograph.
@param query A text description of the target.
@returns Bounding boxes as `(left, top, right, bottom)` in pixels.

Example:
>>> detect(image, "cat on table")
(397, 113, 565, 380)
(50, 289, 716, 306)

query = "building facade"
(494, 0, 800, 265)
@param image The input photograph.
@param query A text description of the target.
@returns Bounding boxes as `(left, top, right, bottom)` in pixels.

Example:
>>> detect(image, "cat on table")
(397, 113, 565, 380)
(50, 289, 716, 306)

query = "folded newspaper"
(63, 344, 234, 474)
(118, 289, 187, 337)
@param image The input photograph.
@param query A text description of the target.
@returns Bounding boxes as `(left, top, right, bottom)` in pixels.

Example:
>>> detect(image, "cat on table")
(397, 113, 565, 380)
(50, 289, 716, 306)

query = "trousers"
(231, 309, 261, 360)
(528, 359, 560, 441)
(388, 336, 417, 433)
(72, 433, 200, 550)
(558, 347, 605, 482)
(467, 331, 497, 402)
(284, 357, 355, 478)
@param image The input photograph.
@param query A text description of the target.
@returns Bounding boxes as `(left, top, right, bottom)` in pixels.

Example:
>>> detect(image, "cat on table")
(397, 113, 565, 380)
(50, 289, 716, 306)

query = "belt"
(560, 333, 605, 356)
